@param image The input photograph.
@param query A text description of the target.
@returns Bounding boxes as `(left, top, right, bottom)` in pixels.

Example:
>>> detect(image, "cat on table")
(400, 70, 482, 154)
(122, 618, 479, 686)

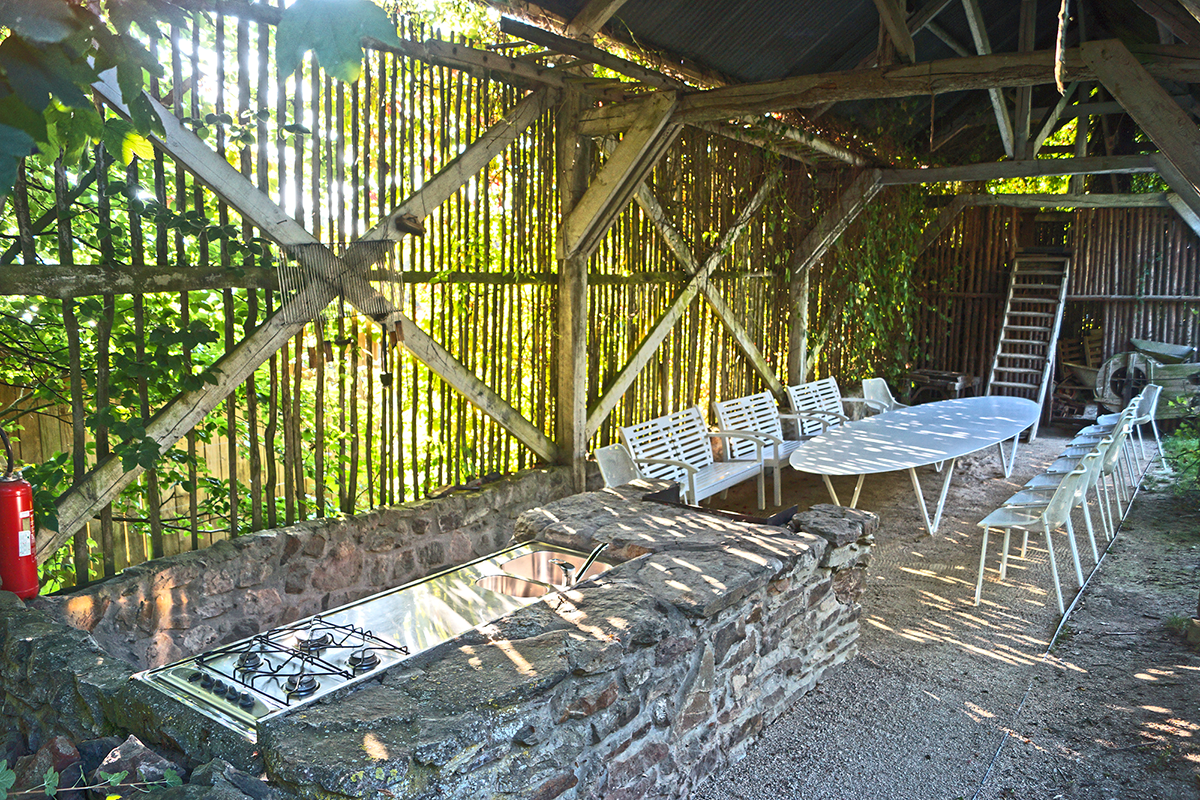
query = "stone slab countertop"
(259, 482, 874, 799)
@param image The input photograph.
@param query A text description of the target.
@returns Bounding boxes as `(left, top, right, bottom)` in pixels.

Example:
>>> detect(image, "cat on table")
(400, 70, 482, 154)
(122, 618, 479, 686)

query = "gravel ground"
(699, 424, 1200, 800)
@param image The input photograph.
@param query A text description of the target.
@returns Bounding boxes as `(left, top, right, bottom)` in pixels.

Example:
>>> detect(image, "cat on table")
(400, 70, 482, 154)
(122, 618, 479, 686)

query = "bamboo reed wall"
(0, 8, 810, 587)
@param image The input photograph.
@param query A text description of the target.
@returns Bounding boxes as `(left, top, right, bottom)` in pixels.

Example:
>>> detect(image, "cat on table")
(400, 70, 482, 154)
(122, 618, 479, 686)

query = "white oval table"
(788, 396, 1040, 534)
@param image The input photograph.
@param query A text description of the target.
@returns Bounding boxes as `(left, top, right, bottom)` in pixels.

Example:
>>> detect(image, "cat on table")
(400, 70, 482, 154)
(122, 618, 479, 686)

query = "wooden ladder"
(985, 253, 1071, 439)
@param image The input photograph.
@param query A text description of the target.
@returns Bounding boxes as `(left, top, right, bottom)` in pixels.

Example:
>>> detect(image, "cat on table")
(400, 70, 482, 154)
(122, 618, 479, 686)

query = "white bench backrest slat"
(666, 407, 715, 469)
(786, 377, 844, 436)
(713, 391, 782, 460)
(619, 418, 686, 484)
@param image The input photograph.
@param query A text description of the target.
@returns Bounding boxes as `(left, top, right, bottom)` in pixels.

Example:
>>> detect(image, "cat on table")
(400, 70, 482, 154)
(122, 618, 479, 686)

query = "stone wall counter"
(259, 482, 874, 800)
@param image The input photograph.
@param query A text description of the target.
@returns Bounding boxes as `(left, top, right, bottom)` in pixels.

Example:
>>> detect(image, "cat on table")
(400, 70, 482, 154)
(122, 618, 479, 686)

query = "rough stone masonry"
(258, 483, 875, 799)
(0, 470, 873, 799)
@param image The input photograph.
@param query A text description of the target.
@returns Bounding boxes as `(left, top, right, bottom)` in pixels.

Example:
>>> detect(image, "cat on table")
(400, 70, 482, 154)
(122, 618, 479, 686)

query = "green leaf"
(0, 762, 17, 797)
(42, 766, 58, 797)
(276, 0, 402, 82)
(0, 123, 35, 194)
(164, 769, 183, 787)
(101, 118, 154, 165)
(0, 37, 94, 112)
(0, 0, 79, 43)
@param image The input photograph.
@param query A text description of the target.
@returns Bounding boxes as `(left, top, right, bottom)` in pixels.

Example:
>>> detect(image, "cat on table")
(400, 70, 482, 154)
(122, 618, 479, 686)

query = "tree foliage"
(0, 0, 403, 197)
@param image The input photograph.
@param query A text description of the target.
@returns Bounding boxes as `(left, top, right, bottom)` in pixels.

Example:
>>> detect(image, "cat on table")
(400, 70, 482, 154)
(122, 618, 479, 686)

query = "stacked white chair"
(975, 464, 1090, 614)
(862, 378, 908, 415)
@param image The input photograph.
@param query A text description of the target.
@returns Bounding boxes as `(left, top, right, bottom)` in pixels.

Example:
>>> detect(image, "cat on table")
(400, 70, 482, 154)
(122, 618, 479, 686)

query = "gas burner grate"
(191, 617, 408, 707)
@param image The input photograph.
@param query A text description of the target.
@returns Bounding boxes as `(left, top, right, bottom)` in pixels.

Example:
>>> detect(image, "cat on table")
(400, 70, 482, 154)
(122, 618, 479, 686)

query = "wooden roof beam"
(961, 0, 1016, 157)
(499, 16, 684, 90)
(660, 45, 1200, 124)
(960, 192, 1172, 207)
(872, 0, 918, 63)
(565, 0, 630, 39)
(881, 154, 1158, 185)
(1082, 40, 1200, 235)
(1131, 0, 1200, 46)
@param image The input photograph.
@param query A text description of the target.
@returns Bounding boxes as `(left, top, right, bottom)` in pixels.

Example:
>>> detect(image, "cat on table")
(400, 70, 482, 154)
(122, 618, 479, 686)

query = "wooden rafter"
(1014, 0, 1037, 159)
(961, 0, 1016, 157)
(1082, 39, 1200, 232)
(872, 0, 917, 63)
(500, 17, 682, 89)
(585, 170, 781, 436)
(1131, 0, 1200, 46)
(961, 192, 1172, 207)
(566, 0, 630, 39)
(41, 75, 556, 562)
(881, 154, 1158, 185)
(1030, 80, 1080, 156)
(580, 45, 1200, 129)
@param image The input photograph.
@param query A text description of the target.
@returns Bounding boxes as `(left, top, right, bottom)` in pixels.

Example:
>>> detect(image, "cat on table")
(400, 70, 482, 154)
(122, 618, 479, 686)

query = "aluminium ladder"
(984, 254, 1071, 439)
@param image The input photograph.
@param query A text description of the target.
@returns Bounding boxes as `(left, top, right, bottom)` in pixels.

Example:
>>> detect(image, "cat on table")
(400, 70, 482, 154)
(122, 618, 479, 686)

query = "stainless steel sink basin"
(500, 550, 611, 586)
(474, 574, 553, 597)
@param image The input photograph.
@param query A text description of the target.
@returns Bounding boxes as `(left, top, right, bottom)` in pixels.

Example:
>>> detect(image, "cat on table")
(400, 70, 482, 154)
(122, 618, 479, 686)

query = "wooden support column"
(42, 76, 555, 562)
(961, 0, 1016, 157)
(632, 184, 784, 396)
(786, 170, 884, 384)
(556, 86, 592, 490)
(586, 171, 781, 437)
(1082, 40, 1200, 229)
(555, 90, 679, 482)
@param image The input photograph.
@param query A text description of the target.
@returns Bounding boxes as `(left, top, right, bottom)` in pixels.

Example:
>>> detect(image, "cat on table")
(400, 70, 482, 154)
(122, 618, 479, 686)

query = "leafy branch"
(0, 762, 182, 799)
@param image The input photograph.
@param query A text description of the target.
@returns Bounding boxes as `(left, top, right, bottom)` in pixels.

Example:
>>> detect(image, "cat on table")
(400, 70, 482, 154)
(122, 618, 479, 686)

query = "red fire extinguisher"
(0, 428, 38, 599)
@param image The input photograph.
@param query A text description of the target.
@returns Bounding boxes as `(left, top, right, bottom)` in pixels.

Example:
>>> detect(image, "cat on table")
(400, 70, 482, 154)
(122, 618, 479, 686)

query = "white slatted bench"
(784, 377, 870, 437)
(712, 390, 805, 507)
(618, 406, 765, 509)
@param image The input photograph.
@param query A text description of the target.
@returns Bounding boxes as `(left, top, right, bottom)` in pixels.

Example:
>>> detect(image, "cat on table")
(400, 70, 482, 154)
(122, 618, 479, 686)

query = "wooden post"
(556, 87, 591, 489)
(786, 170, 884, 384)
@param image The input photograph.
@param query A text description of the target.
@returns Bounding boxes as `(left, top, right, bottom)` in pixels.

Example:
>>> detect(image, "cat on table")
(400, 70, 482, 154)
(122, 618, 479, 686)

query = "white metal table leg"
(908, 467, 934, 534)
(821, 474, 841, 506)
(995, 434, 1020, 478)
(849, 474, 866, 507)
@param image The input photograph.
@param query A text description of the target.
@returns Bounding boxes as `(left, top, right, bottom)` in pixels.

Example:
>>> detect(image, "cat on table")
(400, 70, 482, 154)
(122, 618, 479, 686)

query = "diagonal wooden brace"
(40, 78, 554, 562)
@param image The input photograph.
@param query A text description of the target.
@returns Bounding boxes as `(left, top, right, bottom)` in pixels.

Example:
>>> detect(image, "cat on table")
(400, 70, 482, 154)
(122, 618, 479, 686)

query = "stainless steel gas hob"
(133, 541, 612, 745)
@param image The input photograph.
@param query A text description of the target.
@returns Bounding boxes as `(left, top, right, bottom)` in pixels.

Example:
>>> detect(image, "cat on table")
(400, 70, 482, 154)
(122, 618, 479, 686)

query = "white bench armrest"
(708, 429, 764, 462)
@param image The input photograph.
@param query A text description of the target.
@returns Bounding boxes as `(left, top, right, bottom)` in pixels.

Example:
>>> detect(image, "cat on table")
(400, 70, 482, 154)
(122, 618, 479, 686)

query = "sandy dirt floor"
(694, 423, 1199, 800)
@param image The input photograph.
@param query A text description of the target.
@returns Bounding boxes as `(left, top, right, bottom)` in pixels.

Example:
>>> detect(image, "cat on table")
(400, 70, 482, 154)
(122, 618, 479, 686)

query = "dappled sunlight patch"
(491, 638, 536, 677)
(964, 701, 997, 722)
(362, 733, 389, 761)
(863, 616, 894, 631)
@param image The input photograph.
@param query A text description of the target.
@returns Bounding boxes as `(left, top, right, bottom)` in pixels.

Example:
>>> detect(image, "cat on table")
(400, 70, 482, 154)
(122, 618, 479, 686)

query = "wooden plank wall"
(913, 206, 1200, 382)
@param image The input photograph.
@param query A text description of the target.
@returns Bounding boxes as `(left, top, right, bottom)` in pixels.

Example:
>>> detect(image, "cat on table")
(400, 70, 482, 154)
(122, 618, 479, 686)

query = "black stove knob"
(210, 680, 227, 697)
(237, 692, 255, 710)
(199, 673, 214, 689)
(186, 670, 202, 683)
